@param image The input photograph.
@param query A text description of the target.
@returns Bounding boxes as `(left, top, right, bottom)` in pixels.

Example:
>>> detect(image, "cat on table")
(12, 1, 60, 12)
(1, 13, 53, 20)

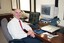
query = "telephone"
(40, 16, 60, 26)
(49, 16, 60, 26)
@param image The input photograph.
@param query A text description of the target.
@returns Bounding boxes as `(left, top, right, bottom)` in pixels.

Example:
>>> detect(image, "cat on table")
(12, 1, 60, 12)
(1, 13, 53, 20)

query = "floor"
(0, 27, 8, 43)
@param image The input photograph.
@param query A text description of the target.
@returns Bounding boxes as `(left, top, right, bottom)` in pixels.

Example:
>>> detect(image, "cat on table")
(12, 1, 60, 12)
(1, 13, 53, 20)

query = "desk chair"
(1, 18, 13, 43)
(29, 12, 40, 25)
(29, 12, 45, 34)
(29, 12, 40, 30)
(1, 18, 23, 43)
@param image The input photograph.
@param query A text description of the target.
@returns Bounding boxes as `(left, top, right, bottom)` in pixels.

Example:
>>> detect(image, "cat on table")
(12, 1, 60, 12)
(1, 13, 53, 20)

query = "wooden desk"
(51, 32, 64, 43)
(35, 34, 51, 43)
(35, 22, 64, 43)
(25, 20, 64, 43)
(35, 32, 64, 43)
(38, 21, 49, 27)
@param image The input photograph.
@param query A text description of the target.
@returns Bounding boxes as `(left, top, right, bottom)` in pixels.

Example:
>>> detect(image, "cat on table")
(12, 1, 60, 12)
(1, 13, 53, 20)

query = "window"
(20, 0, 30, 11)
(11, 0, 17, 9)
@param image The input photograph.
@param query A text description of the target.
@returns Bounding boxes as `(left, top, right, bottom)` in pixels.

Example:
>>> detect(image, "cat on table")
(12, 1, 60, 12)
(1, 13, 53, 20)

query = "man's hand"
(27, 30, 35, 38)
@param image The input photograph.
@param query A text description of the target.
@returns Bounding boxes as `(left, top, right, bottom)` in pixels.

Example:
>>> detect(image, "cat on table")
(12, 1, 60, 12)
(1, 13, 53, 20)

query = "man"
(7, 9, 41, 43)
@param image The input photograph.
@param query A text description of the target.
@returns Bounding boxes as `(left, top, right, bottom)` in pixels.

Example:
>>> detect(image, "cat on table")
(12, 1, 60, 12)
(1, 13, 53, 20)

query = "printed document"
(41, 32, 58, 39)
(41, 25, 60, 33)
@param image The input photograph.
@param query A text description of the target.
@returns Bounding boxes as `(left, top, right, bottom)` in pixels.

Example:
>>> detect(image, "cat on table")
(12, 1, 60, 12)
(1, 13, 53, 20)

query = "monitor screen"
(41, 5, 50, 15)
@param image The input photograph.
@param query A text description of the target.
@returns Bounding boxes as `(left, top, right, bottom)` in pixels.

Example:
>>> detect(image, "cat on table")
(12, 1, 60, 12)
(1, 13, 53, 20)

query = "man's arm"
(27, 30, 35, 38)
(22, 23, 35, 38)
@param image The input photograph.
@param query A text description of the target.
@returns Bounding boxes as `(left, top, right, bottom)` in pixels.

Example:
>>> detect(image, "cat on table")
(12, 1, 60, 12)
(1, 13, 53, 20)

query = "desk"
(24, 20, 64, 43)
(35, 32, 64, 43)
(38, 21, 49, 27)
(35, 22, 64, 43)
(35, 34, 51, 43)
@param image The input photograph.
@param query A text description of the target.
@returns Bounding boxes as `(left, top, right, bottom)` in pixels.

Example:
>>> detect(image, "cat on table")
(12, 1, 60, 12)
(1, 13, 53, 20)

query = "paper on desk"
(42, 32, 58, 39)
(41, 25, 60, 33)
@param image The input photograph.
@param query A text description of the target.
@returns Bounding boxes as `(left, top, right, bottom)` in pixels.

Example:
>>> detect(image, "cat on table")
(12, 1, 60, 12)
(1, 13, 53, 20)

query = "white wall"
(12, 0, 17, 9)
(0, 0, 11, 14)
(58, 0, 64, 27)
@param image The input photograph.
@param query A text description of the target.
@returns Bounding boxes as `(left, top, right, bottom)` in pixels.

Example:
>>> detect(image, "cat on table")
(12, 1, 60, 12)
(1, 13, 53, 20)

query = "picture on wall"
(41, 5, 50, 15)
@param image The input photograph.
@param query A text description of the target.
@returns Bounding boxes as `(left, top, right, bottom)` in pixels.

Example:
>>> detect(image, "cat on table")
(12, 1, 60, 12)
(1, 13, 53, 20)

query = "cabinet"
(0, 13, 13, 26)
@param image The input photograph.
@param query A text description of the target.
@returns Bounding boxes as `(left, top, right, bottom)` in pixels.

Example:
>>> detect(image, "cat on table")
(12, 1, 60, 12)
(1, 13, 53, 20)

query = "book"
(34, 29, 45, 34)
(41, 25, 60, 33)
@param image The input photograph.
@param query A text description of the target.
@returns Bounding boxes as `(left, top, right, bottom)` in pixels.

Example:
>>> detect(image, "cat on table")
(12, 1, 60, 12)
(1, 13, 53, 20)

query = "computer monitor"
(41, 5, 55, 18)
(29, 12, 40, 25)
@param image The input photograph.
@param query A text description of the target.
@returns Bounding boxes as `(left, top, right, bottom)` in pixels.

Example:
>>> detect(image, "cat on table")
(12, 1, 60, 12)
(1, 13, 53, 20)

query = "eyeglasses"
(15, 10, 23, 14)
(15, 12, 21, 14)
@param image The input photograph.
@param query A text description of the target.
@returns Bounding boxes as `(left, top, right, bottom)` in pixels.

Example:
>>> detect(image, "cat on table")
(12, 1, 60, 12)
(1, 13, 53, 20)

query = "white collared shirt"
(7, 17, 32, 39)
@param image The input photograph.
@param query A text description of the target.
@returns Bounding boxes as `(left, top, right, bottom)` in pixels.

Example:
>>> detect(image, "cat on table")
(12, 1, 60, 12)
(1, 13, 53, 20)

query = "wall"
(0, 0, 11, 14)
(12, 0, 17, 9)
(58, 0, 64, 27)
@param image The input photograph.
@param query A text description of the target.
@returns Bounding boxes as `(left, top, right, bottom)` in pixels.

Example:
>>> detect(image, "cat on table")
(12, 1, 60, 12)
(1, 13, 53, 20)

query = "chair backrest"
(29, 12, 40, 25)
(1, 18, 13, 42)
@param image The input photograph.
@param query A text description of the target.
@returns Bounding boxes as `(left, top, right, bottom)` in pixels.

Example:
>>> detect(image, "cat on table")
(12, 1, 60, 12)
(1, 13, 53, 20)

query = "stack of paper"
(41, 25, 60, 33)
(42, 32, 58, 39)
